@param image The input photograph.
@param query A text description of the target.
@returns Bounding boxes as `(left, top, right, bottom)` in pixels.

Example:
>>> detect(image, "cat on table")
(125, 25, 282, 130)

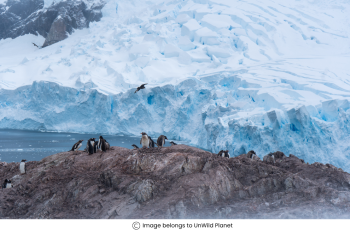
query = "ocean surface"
(0, 129, 174, 163)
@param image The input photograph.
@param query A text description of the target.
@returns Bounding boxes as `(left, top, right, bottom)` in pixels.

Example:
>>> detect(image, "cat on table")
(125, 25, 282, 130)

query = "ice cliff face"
(1, 79, 350, 172)
(0, 0, 350, 170)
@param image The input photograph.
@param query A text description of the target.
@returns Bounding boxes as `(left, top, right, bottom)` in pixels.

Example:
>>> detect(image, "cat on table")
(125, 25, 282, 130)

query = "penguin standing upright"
(156, 135, 168, 148)
(20, 159, 27, 174)
(140, 132, 150, 148)
(148, 136, 155, 148)
(224, 150, 230, 158)
(87, 138, 95, 155)
(98, 136, 105, 151)
(70, 140, 84, 151)
(94, 140, 98, 153)
(99, 137, 108, 152)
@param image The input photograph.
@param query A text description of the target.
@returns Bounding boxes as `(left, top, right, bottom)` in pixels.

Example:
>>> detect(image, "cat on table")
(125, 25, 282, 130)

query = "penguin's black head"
(99, 136, 104, 139)
(79, 140, 84, 142)
(4, 179, 8, 183)
(90, 138, 95, 141)
(141, 132, 147, 135)
(164, 136, 168, 140)
(249, 150, 256, 154)
(21, 159, 27, 162)
(225, 150, 229, 152)
(8, 180, 11, 183)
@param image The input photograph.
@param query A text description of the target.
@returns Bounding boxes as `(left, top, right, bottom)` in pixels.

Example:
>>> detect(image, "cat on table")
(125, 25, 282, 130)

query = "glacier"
(0, 0, 350, 171)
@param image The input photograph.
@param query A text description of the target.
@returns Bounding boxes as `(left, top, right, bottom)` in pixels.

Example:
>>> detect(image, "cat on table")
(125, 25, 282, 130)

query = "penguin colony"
(0, 129, 293, 190)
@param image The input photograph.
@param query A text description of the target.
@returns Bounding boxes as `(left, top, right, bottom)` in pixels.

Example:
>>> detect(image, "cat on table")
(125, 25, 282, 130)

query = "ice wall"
(1, 79, 350, 172)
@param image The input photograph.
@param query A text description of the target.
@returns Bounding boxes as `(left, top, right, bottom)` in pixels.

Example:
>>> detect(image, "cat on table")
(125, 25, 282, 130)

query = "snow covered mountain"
(1, 0, 350, 170)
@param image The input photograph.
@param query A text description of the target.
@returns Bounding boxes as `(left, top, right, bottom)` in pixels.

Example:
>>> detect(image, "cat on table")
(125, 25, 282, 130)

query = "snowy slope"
(1, 0, 350, 170)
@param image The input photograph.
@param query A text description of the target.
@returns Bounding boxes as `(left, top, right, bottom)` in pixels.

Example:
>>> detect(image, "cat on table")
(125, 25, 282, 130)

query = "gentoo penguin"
(134, 83, 148, 93)
(87, 138, 95, 155)
(20, 159, 27, 174)
(247, 150, 256, 159)
(70, 140, 84, 151)
(2, 179, 12, 189)
(217, 150, 225, 157)
(156, 135, 168, 148)
(98, 136, 104, 150)
(132, 144, 139, 149)
(99, 138, 108, 152)
(148, 136, 155, 148)
(140, 132, 150, 148)
(224, 150, 230, 158)
(169, 141, 177, 146)
(94, 140, 99, 153)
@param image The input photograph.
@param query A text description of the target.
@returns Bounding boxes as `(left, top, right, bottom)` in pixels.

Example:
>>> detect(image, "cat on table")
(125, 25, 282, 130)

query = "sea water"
(0, 129, 174, 163)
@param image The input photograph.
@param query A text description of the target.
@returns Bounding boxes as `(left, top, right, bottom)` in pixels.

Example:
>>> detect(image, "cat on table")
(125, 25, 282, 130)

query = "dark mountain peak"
(0, 0, 105, 47)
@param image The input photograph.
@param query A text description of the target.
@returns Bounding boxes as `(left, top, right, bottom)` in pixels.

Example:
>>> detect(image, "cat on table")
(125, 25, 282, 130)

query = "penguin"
(87, 138, 95, 155)
(99, 138, 108, 152)
(148, 136, 155, 148)
(140, 132, 150, 148)
(6, 180, 12, 188)
(217, 150, 225, 157)
(2, 179, 12, 189)
(169, 141, 177, 146)
(94, 140, 99, 153)
(20, 159, 27, 174)
(156, 135, 168, 148)
(224, 150, 230, 158)
(263, 153, 275, 164)
(98, 136, 105, 151)
(247, 150, 256, 159)
(132, 144, 139, 149)
(70, 140, 84, 151)
(134, 83, 148, 93)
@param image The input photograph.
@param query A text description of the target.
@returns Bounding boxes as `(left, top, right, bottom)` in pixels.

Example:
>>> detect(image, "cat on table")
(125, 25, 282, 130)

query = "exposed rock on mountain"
(0, 0, 105, 47)
(1, 145, 350, 219)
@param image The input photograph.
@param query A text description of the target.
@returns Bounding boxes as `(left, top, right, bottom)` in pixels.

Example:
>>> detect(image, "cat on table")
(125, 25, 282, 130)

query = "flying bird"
(134, 83, 148, 93)
(33, 43, 39, 48)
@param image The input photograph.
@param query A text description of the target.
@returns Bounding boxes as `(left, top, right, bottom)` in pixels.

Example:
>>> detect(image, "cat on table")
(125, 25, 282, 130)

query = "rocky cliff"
(0, 0, 105, 47)
(1, 145, 350, 219)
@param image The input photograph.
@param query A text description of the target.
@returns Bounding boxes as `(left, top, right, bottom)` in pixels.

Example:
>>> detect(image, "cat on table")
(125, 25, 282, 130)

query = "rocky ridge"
(0, 0, 105, 47)
(1, 145, 350, 219)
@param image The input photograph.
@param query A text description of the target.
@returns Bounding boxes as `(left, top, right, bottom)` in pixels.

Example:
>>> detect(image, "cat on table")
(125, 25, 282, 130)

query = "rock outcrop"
(0, 0, 105, 47)
(1, 145, 350, 219)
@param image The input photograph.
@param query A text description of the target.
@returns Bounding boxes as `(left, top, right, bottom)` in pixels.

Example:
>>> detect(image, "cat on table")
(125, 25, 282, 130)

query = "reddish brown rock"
(1, 145, 350, 219)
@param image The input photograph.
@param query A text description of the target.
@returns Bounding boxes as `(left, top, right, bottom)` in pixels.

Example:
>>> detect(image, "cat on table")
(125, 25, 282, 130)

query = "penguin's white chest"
(76, 143, 82, 151)
(20, 162, 26, 174)
(141, 136, 149, 148)
(6, 183, 12, 188)
(221, 152, 225, 157)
